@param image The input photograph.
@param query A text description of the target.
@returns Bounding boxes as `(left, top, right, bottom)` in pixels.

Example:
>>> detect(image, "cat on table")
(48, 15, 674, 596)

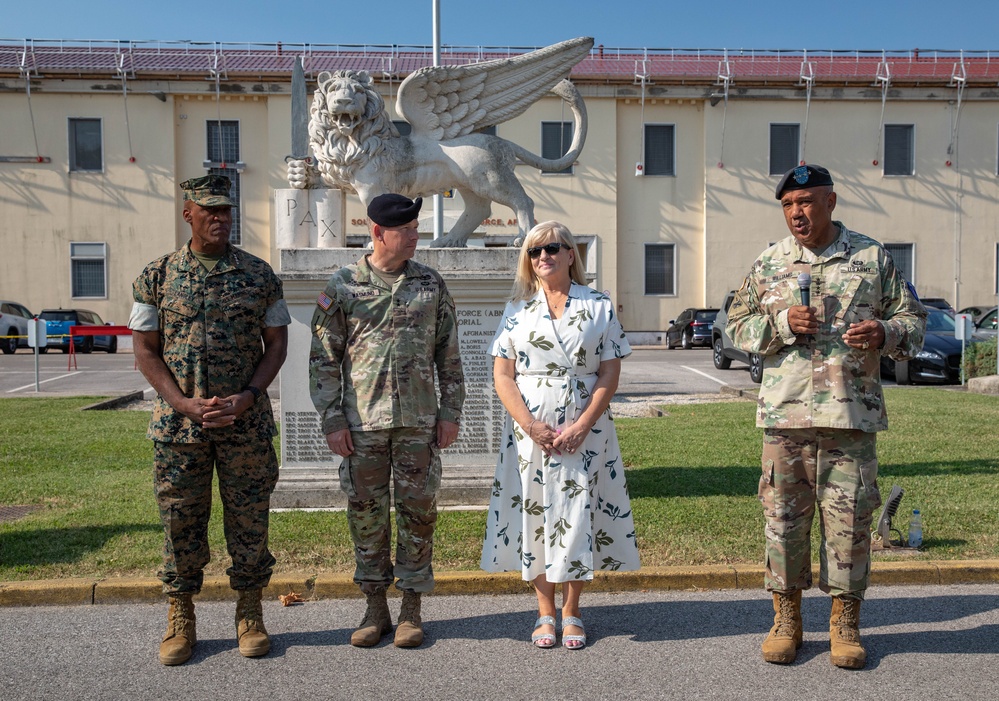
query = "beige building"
(2, 41, 998, 340)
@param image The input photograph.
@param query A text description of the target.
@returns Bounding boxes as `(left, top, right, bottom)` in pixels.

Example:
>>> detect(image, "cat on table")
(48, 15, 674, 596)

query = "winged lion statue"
(289, 37, 593, 247)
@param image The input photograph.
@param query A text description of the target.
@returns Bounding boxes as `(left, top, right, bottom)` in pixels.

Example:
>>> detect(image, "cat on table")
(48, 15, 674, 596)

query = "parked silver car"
(711, 290, 763, 383)
(0, 300, 34, 354)
(957, 305, 997, 338)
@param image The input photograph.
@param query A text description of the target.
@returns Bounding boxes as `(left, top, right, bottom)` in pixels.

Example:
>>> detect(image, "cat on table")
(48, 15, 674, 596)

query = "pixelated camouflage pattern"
(727, 223, 926, 431)
(154, 440, 279, 594)
(339, 428, 441, 594)
(180, 174, 235, 207)
(760, 428, 880, 598)
(132, 242, 284, 443)
(309, 255, 465, 434)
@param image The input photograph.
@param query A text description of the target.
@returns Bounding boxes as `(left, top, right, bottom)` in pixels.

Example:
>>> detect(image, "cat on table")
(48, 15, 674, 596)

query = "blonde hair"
(509, 221, 587, 302)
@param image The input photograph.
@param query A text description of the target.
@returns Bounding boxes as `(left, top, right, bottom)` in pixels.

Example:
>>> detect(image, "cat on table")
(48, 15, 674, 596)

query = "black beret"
(775, 164, 834, 200)
(367, 194, 423, 227)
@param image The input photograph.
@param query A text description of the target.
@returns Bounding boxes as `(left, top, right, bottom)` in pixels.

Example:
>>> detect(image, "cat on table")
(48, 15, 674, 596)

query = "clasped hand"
(528, 420, 589, 456)
(183, 393, 252, 428)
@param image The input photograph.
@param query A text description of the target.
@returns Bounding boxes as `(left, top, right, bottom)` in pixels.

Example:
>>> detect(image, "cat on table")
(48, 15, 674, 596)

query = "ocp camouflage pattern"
(339, 427, 440, 594)
(760, 428, 880, 598)
(726, 223, 927, 431)
(132, 243, 285, 443)
(309, 255, 465, 434)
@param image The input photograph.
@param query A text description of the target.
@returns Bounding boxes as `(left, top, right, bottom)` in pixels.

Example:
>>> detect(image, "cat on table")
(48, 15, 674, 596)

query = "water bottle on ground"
(908, 509, 923, 548)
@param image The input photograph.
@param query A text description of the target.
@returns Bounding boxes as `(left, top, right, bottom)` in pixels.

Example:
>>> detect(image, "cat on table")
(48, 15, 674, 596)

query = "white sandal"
(532, 616, 557, 648)
(561, 615, 587, 650)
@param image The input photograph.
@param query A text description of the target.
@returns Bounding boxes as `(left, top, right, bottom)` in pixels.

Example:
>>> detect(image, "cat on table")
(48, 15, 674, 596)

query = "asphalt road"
(0, 347, 753, 399)
(2, 585, 997, 700)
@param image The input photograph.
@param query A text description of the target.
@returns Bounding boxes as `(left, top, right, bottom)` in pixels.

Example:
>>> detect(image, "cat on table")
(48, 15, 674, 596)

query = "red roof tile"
(2, 41, 997, 86)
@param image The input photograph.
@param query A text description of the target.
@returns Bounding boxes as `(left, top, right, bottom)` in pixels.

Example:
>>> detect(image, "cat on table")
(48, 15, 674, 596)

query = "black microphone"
(797, 272, 811, 308)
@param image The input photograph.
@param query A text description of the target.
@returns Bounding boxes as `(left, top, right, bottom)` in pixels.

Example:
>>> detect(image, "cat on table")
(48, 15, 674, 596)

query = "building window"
(68, 118, 103, 172)
(206, 121, 242, 245)
(884, 125, 914, 176)
(769, 124, 800, 175)
(644, 243, 676, 295)
(542, 121, 574, 174)
(477, 125, 497, 136)
(885, 243, 914, 283)
(392, 120, 412, 136)
(70, 242, 107, 298)
(644, 124, 676, 176)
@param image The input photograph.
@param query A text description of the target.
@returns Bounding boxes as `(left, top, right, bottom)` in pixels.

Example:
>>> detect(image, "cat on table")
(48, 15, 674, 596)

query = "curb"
(3, 560, 998, 607)
(79, 391, 145, 411)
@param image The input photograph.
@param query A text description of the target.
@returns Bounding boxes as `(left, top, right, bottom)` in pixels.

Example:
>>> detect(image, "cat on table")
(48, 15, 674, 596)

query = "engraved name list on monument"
(449, 303, 506, 458)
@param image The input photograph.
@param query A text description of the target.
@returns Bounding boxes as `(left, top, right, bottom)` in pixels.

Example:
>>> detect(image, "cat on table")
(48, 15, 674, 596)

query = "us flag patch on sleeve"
(317, 292, 333, 310)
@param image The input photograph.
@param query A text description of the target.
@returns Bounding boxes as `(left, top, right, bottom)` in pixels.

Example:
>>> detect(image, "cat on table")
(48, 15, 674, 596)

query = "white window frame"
(68, 117, 104, 172)
(70, 242, 108, 299)
(644, 123, 676, 177)
(769, 123, 800, 176)
(644, 242, 677, 296)
(884, 124, 915, 176)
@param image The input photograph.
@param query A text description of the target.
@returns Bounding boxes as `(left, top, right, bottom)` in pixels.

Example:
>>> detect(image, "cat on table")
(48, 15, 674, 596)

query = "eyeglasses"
(527, 243, 568, 259)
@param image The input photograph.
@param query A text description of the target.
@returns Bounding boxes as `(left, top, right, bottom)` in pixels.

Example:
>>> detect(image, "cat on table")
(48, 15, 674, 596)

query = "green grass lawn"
(1, 389, 997, 581)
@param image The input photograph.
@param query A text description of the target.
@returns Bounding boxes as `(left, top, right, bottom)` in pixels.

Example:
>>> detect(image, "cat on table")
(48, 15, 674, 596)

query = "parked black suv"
(711, 290, 763, 383)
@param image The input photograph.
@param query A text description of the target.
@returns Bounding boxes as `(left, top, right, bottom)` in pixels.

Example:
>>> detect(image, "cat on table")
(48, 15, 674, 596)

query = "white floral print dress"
(480, 283, 641, 582)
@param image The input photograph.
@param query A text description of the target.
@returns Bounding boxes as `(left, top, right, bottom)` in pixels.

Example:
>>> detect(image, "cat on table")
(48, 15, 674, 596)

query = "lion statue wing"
(396, 36, 593, 140)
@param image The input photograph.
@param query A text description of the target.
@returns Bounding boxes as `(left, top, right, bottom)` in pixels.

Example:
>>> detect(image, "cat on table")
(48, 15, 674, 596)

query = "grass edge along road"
(0, 389, 997, 582)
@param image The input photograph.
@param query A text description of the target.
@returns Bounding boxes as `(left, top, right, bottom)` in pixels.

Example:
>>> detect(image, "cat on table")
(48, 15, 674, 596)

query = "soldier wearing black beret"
(310, 192, 465, 649)
(726, 163, 926, 670)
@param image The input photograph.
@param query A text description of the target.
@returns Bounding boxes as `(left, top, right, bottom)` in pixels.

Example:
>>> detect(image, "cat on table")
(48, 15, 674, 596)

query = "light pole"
(432, 0, 444, 242)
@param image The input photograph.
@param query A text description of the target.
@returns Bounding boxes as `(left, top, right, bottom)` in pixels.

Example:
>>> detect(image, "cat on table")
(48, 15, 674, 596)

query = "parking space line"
(7, 372, 83, 393)
(680, 365, 728, 386)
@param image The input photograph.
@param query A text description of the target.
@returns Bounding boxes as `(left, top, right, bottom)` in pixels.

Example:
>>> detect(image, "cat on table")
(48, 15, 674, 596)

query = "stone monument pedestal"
(274, 247, 519, 509)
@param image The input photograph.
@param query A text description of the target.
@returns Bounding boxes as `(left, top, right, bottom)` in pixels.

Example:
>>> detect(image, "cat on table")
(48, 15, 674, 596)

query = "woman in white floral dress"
(480, 221, 640, 650)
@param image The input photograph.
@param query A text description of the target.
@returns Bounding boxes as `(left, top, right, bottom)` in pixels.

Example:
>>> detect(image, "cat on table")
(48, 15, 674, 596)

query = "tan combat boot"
(159, 593, 196, 666)
(235, 588, 270, 658)
(350, 590, 392, 647)
(829, 595, 866, 669)
(761, 590, 803, 664)
(394, 591, 424, 648)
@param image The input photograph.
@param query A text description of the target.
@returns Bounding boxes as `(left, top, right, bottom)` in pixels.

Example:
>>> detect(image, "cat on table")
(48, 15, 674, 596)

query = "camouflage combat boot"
(350, 590, 392, 647)
(394, 591, 424, 648)
(829, 595, 866, 669)
(761, 590, 803, 664)
(235, 588, 270, 658)
(159, 592, 196, 666)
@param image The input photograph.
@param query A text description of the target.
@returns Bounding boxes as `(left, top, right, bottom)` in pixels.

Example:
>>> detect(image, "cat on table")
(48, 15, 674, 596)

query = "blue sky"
(4, 1, 999, 51)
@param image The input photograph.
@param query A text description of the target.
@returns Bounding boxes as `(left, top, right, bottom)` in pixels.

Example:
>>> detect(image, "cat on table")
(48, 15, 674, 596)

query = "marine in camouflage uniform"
(309, 193, 464, 648)
(726, 164, 926, 668)
(129, 174, 290, 664)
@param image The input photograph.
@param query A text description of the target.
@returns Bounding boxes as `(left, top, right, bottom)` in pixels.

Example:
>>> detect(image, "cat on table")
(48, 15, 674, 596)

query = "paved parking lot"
(0, 347, 753, 400)
(0, 349, 149, 398)
(2, 345, 903, 401)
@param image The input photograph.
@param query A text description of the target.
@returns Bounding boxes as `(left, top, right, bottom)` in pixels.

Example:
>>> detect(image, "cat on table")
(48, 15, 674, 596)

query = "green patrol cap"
(180, 174, 235, 207)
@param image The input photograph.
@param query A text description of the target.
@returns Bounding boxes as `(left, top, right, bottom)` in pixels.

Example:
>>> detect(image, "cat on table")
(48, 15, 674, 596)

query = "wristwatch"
(244, 386, 262, 400)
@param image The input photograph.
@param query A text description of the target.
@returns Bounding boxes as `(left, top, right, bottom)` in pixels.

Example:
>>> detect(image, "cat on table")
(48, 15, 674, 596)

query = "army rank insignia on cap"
(317, 292, 333, 310)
